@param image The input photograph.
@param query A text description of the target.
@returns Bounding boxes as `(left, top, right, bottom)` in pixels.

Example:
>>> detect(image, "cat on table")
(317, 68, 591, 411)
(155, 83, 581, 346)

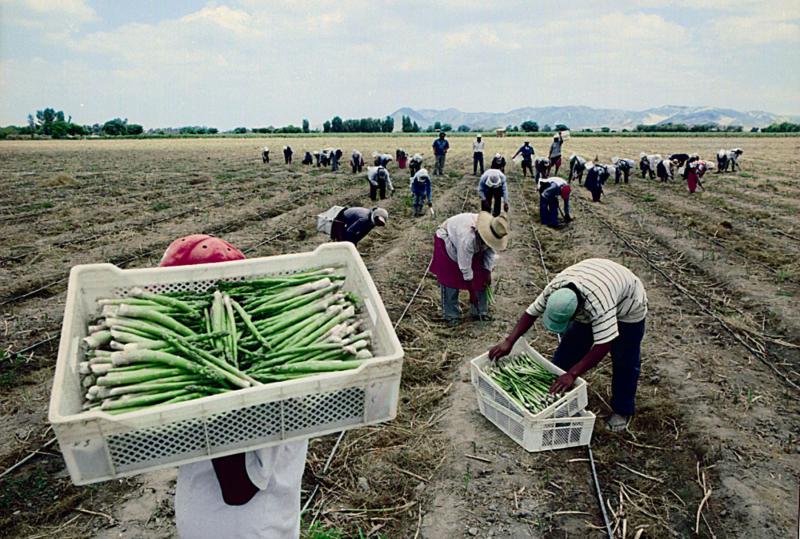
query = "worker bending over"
(612, 157, 635, 184)
(569, 154, 587, 184)
(489, 258, 648, 432)
(330, 207, 388, 246)
(409, 168, 433, 217)
(478, 168, 510, 217)
(367, 166, 394, 201)
(431, 212, 510, 325)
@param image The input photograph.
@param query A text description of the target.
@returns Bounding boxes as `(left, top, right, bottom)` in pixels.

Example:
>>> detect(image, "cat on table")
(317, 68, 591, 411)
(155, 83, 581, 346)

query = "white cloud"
(711, 15, 800, 44)
(24, 0, 96, 21)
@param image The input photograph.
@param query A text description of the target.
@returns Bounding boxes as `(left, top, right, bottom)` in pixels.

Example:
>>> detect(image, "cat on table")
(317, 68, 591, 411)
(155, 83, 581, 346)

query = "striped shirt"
(526, 258, 648, 344)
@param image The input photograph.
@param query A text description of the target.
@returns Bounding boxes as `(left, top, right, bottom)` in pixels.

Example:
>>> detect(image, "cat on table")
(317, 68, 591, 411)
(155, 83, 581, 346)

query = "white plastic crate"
(470, 340, 588, 420)
(476, 392, 595, 452)
(48, 242, 404, 485)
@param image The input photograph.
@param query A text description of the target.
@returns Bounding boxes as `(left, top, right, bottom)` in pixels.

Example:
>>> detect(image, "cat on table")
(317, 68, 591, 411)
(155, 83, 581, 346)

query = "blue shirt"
(340, 208, 375, 245)
(517, 145, 534, 160)
(432, 138, 449, 156)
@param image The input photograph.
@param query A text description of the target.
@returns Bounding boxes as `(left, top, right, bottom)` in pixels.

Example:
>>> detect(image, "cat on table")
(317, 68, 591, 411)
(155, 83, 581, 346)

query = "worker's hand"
(549, 372, 575, 394)
(503, 202, 510, 213)
(428, 202, 433, 207)
(488, 339, 513, 361)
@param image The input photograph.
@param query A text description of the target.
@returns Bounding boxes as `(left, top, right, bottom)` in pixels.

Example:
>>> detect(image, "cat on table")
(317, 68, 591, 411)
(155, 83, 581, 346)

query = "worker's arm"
(488, 312, 537, 360)
(549, 342, 612, 394)
(512, 149, 521, 159)
(212, 454, 258, 506)
(477, 178, 487, 200)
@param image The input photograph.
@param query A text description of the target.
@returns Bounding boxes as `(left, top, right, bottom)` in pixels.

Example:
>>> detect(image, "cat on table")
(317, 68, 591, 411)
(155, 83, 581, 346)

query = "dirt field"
(0, 135, 798, 538)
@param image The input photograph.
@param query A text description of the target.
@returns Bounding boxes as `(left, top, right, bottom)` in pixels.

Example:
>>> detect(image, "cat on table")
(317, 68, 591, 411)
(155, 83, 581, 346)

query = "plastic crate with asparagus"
(80, 268, 375, 415)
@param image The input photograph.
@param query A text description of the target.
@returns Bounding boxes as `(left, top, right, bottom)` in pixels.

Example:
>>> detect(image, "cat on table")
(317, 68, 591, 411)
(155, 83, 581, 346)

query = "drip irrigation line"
(588, 446, 613, 538)
(579, 197, 800, 392)
(0, 437, 58, 482)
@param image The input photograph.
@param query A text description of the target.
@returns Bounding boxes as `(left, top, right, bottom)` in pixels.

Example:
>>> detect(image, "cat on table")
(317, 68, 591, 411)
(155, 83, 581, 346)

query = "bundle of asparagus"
(79, 268, 373, 415)
(489, 354, 559, 414)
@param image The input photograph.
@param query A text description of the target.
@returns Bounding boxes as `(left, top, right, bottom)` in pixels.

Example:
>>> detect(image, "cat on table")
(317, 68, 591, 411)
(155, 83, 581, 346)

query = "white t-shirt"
(175, 439, 308, 539)
(473, 141, 484, 152)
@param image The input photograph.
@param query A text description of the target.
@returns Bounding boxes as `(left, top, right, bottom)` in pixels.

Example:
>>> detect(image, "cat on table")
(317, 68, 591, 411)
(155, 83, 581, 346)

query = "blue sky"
(1, 0, 798, 129)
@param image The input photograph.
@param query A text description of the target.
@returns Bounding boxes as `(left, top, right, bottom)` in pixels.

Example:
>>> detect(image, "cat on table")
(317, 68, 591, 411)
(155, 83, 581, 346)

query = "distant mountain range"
(389, 106, 798, 130)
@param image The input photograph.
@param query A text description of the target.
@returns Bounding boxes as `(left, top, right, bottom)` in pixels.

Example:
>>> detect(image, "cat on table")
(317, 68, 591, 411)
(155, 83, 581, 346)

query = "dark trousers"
(331, 158, 339, 171)
(521, 159, 533, 176)
(369, 180, 387, 201)
(481, 187, 503, 216)
(262, 153, 269, 163)
(615, 168, 629, 184)
(540, 194, 559, 226)
(553, 319, 646, 416)
(473, 152, 484, 175)
(284, 153, 292, 164)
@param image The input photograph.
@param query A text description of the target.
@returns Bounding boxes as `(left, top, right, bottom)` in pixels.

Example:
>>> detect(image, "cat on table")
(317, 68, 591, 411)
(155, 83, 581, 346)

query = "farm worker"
(684, 160, 710, 194)
(261, 146, 270, 164)
(330, 148, 343, 172)
(320, 148, 333, 167)
(409, 153, 424, 175)
(717, 148, 743, 173)
(534, 157, 551, 181)
(639, 153, 660, 180)
(583, 162, 604, 202)
(473, 134, 485, 175)
(512, 141, 535, 177)
(367, 165, 394, 201)
(314, 151, 321, 167)
(478, 168, 510, 217)
(283, 146, 293, 164)
(540, 177, 571, 227)
(548, 132, 565, 176)
(489, 258, 648, 433)
(373, 152, 393, 167)
(568, 154, 587, 184)
(330, 207, 388, 246)
(656, 158, 674, 182)
(611, 157, 635, 184)
(432, 131, 450, 176)
(490, 153, 507, 173)
(163, 234, 308, 539)
(396, 148, 408, 169)
(430, 211, 510, 325)
(350, 150, 365, 174)
(668, 153, 690, 169)
(302, 151, 314, 165)
(409, 168, 433, 217)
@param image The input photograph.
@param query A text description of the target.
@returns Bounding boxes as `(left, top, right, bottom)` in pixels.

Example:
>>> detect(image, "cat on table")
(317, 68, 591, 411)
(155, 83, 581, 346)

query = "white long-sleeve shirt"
(472, 140, 485, 153)
(435, 213, 496, 281)
(175, 440, 308, 539)
(477, 169, 509, 203)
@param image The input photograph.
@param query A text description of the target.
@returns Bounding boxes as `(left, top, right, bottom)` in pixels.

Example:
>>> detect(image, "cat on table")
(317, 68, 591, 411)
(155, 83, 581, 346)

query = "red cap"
(560, 185, 571, 199)
(159, 234, 245, 267)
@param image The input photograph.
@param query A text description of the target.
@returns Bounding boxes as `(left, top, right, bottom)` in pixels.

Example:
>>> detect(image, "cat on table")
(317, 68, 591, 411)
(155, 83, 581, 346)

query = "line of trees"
(0, 107, 146, 139)
(323, 116, 394, 133)
(761, 122, 800, 132)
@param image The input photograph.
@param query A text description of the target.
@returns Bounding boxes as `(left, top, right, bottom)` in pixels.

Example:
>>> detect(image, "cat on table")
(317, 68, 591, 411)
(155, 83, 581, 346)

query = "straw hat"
(476, 211, 510, 251)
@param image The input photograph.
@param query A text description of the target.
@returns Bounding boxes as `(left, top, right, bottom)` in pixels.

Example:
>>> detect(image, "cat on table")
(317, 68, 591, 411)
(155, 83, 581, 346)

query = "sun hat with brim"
(542, 288, 578, 334)
(371, 207, 388, 225)
(476, 211, 510, 251)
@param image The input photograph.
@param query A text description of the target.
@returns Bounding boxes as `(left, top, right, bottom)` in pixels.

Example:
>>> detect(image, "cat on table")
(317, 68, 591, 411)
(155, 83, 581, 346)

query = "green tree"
(323, 120, 331, 133)
(433, 121, 442, 131)
(126, 124, 144, 135)
(457, 124, 471, 132)
(381, 116, 394, 133)
(331, 116, 343, 132)
(555, 123, 569, 131)
(102, 118, 128, 136)
(302, 119, 309, 133)
(520, 120, 539, 132)
(542, 124, 551, 132)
